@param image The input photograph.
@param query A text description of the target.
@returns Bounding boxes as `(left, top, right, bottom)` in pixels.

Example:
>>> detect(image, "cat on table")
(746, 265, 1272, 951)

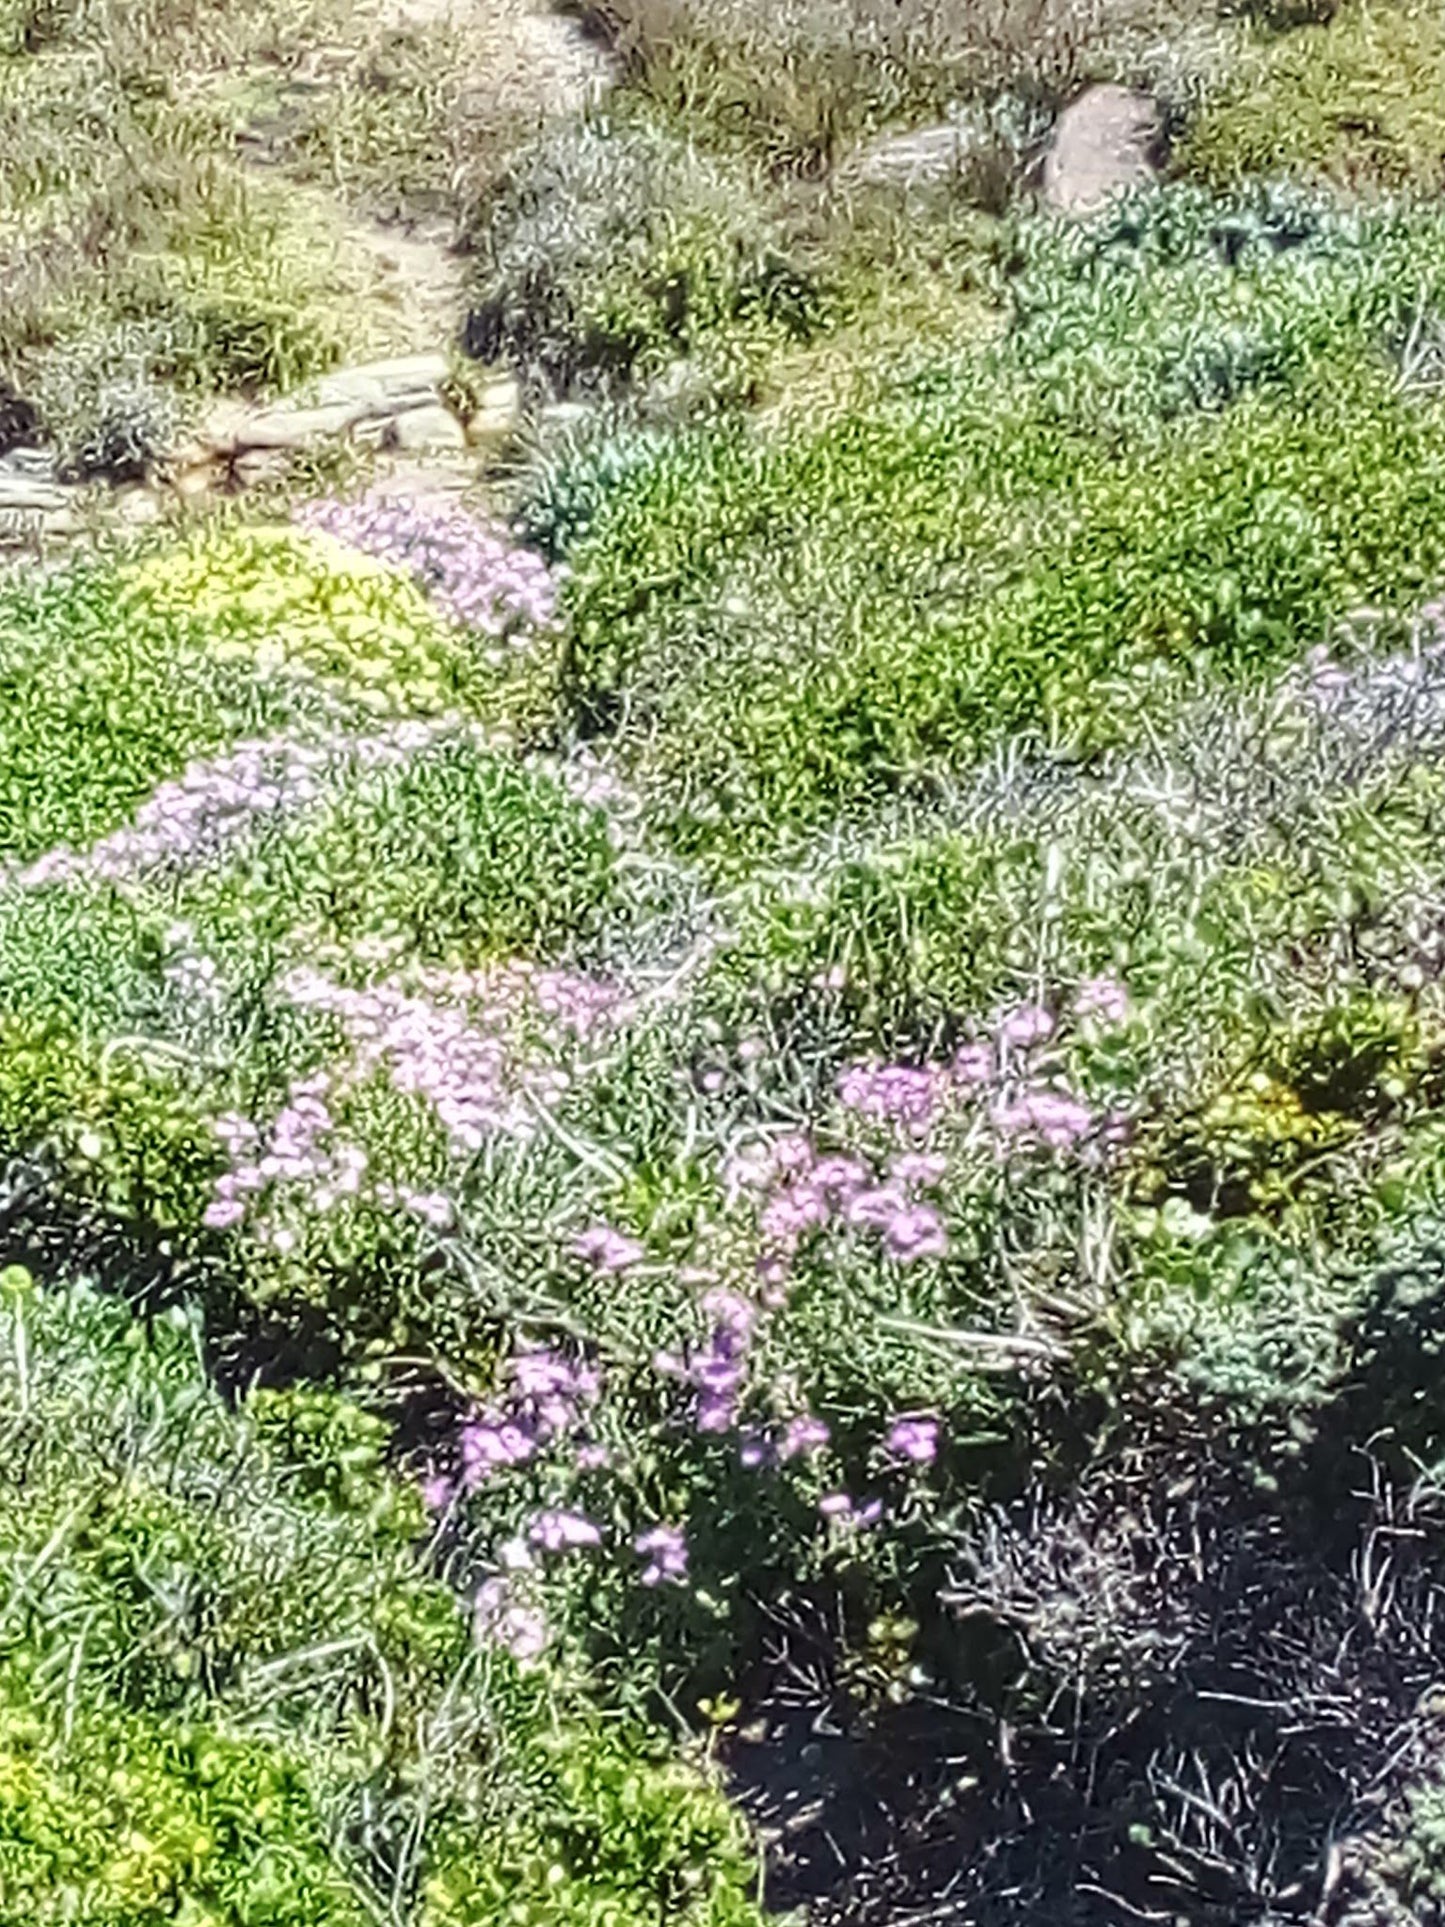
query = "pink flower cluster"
(294, 490, 561, 637)
(5, 720, 481, 893)
(725, 1129, 950, 1290)
(203, 960, 629, 1237)
(835, 984, 1133, 1170)
(528, 1507, 603, 1552)
(475, 1575, 550, 1664)
(991, 1088, 1096, 1152)
(432, 1343, 603, 1509)
(1075, 974, 1130, 1025)
(836, 1062, 949, 1139)
(885, 1414, 940, 1465)
(656, 1286, 759, 1434)
(635, 1523, 689, 1588)
(819, 1492, 884, 1529)
(203, 1073, 371, 1244)
(281, 959, 628, 1158)
(573, 1221, 645, 1272)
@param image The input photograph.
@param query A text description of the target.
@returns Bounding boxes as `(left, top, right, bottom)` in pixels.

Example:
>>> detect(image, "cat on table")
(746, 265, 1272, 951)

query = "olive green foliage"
(189, 739, 623, 970)
(1179, 0, 1445, 193)
(706, 667, 1445, 1066)
(1003, 182, 1445, 421)
(466, 105, 823, 402)
(0, 526, 538, 864)
(0, 1270, 766, 1927)
(0, 528, 627, 1314)
(12, 0, 1445, 1900)
(0, 40, 371, 406)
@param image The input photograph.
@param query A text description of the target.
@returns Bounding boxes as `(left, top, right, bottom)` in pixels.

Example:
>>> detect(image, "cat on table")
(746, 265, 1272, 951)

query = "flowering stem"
(516, 1084, 635, 1188)
(876, 1314, 1066, 1361)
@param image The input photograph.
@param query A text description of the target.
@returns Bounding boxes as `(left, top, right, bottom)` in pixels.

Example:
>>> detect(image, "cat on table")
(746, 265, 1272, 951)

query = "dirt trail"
(297, 0, 614, 357)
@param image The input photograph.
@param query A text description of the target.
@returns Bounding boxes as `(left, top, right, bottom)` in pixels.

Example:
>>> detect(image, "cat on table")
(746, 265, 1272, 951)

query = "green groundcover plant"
(464, 103, 824, 405)
(0, 1265, 766, 1927)
(9, 135, 1445, 1921)
(545, 185, 1445, 862)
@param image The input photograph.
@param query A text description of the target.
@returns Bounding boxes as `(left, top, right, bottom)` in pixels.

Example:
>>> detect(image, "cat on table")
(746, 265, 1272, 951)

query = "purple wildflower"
(886, 1415, 941, 1465)
(527, 1508, 603, 1553)
(475, 1578, 550, 1664)
(460, 1416, 537, 1489)
(882, 1203, 949, 1263)
(779, 1414, 831, 1461)
(820, 1493, 885, 1529)
(421, 1471, 455, 1514)
(573, 1222, 645, 1273)
(997, 1003, 1054, 1049)
(635, 1524, 689, 1587)
(294, 490, 561, 637)
(1075, 975, 1130, 1025)
(889, 1151, 948, 1189)
(952, 1041, 995, 1086)
(993, 1088, 1095, 1152)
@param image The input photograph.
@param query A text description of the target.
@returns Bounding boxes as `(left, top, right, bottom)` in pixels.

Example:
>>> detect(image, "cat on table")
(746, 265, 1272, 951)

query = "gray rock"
(0, 470, 69, 513)
(838, 122, 973, 192)
(230, 401, 369, 451)
(197, 353, 458, 460)
(115, 487, 163, 526)
(1043, 85, 1161, 215)
(0, 502, 78, 544)
(306, 352, 449, 412)
(388, 403, 468, 452)
(0, 446, 60, 486)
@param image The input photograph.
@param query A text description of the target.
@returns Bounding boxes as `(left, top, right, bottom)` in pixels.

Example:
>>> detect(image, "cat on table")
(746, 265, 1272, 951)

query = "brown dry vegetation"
(564, 0, 1239, 176)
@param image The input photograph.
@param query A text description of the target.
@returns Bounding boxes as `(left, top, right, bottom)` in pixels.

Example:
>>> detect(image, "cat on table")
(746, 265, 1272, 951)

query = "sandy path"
(244, 0, 615, 356)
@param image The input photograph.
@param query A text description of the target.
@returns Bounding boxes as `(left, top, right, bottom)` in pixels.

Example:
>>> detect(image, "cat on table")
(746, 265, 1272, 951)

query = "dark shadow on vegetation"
(0, 1151, 342, 1399)
(720, 1245, 1445, 1925)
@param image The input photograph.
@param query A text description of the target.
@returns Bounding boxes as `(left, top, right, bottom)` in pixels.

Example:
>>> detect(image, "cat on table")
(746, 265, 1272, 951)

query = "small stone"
(308, 353, 448, 411)
(0, 446, 59, 485)
(0, 472, 69, 513)
(235, 401, 369, 449)
(115, 487, 162, 526)
(1043, 85, 1161, 215)
(232, 448, 293, 489)
(0, 503, 77, 544)
(168, 459, 221, 502)
(389, 403, 468, 452)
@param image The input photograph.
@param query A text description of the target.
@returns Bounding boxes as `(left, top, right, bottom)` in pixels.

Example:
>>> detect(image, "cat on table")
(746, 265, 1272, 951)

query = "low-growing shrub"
(0, 536, 463, 864)
(1001, 181, 1445, 423)
(187, 731, 624, 968)
(557, 348, 1445, 858)
(464, 106, 822, 402)
(29, 318, 184, 481)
